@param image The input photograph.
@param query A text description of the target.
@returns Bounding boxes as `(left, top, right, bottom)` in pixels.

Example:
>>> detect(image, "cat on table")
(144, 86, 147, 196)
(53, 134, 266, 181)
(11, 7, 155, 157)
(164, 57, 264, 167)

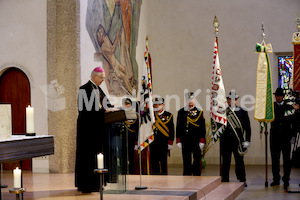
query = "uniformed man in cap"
(122, 98, 139, 174)
(270, 88, 294, 190)
(176, 92, 206, 176)
(221, 91, 251, 187)
(150, 97, 175, 175)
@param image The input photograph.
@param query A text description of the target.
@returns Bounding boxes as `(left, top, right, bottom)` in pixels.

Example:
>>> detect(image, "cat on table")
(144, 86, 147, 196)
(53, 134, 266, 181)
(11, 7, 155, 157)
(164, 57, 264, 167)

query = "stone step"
(199, 182, 244, 200)
(124, 175, 244, 200)
(1, 173, 244, 200)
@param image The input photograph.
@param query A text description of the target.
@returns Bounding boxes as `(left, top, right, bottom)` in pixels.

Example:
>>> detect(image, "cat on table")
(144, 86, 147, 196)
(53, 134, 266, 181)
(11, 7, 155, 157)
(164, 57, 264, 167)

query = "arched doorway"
(0, 67, 32, 170)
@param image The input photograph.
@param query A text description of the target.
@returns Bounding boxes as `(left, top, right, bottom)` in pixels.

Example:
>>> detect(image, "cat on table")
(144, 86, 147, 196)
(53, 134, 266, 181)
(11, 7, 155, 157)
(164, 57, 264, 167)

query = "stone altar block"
(0, 104, 12, 141)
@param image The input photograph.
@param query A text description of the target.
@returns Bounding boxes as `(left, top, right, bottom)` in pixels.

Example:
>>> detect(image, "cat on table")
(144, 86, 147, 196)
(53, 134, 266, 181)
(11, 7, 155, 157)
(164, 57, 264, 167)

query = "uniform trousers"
(150, 141, 168, 175)
(270, 131, 292, 183)
(221, 133, 246, 182)
(182, 139, 201, 176)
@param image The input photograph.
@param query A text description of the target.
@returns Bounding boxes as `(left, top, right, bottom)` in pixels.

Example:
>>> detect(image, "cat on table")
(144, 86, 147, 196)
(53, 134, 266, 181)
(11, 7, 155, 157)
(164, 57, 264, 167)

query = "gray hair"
(90, 70, 102, 77)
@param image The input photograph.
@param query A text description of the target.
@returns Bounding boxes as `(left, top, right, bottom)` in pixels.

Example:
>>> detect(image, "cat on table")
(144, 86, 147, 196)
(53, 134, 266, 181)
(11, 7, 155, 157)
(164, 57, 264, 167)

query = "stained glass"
(278, 56, 293, 99)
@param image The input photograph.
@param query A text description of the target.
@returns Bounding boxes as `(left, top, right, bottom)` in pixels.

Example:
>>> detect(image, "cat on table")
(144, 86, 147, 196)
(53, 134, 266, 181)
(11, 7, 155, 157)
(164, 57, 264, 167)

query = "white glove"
(177, 143, 182, 149)
(134, 145, 138, 151)
(243, 141, 250, 148)
(290, 137, 296, 144)
(168, 144, 173, 150)
(199, 143, 205, 150)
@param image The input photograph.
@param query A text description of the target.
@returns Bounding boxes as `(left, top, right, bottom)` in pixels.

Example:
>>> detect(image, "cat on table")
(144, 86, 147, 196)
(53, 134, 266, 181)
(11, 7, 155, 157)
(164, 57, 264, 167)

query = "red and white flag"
(210, 38, 227, 142)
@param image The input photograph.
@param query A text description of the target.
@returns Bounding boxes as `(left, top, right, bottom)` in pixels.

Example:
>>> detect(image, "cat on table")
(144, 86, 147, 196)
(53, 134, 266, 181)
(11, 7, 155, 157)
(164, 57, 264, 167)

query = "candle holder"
(94, 168, 108, 200)
(25, 133, 36, 136)
(9, 188, 26, 200)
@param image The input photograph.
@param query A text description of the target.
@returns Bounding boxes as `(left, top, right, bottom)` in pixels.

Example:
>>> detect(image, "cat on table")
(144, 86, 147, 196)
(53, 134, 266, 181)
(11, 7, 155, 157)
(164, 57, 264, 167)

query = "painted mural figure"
(96, 24, 133, 95)
(86, 0, 141, 96)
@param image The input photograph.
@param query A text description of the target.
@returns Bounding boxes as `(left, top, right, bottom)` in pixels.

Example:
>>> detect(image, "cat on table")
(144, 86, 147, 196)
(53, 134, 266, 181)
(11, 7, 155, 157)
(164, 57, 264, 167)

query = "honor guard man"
(270, 88, 294, 190)
(221, 91, 251, 187)
(150, 97, 175, 175)
(122, 98, 139, 174)
(176, 92, 206, 176)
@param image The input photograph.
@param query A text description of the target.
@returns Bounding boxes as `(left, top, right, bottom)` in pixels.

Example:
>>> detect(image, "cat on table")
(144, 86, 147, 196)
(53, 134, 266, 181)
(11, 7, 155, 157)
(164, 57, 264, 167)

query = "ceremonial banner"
(293, 32, 300, 91)
(210, 38, 227, 142)
(139, 38, 155, 151)
(254, 43, 274, 122)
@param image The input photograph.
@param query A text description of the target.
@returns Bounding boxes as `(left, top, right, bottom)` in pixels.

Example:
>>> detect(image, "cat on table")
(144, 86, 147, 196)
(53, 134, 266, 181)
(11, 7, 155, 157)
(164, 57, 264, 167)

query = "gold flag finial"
(213, 16, 219, 36)
(146, 35, 149, 48)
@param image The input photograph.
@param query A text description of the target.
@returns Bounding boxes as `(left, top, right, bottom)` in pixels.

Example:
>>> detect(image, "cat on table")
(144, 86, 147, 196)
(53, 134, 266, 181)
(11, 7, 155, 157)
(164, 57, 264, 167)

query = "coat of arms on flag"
(210, 37, 227, 143)
(139, 36, 155, 151)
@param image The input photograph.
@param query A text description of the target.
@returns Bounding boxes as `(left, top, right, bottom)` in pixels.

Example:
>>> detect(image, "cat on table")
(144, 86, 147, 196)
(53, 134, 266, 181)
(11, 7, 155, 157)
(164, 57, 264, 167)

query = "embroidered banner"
(293, 32, 300, 91)
(254, 43, 274, 122)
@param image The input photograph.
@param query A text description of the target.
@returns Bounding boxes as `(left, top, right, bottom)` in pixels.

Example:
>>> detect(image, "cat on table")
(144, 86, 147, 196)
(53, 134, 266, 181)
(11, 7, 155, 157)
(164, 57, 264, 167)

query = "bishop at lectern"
(75, 67, 113, 193)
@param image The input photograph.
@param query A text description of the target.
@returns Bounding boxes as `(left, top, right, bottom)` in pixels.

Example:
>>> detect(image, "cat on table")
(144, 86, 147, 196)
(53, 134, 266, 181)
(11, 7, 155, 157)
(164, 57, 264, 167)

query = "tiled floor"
(0, 165, 299, 200)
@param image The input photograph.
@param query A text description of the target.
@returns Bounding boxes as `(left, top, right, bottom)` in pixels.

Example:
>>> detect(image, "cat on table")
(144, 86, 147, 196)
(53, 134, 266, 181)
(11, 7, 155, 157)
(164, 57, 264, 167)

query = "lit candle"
(26, 105, 34, 133)
(13, 167, 21, 188)
(97, 153, 104, 169)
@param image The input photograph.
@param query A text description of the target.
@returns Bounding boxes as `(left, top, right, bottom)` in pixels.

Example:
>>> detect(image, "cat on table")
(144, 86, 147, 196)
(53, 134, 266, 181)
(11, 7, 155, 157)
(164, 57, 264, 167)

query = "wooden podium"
(104, 109, 137, 124)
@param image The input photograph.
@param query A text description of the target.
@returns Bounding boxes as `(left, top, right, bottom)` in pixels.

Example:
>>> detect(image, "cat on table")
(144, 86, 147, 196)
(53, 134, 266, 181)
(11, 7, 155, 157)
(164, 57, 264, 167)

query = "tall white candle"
(26, 105, 34, 133)
(13, 167, 21, 188)
(97, 153, 104, 169)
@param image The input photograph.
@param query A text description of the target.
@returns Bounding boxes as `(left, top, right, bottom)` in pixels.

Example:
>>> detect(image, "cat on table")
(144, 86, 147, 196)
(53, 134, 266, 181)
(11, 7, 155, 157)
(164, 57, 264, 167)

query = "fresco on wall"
(86, 0, 141, 96)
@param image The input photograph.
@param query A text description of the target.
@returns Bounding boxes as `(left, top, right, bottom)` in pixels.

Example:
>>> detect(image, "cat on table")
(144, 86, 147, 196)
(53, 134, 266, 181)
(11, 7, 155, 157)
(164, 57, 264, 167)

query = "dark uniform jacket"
(271, 101, 294, 140)
(176, 106, 206, 145)
(223, 106, 251, 142)
(153, 111, 175, 146)
(150, 110, 174, 174)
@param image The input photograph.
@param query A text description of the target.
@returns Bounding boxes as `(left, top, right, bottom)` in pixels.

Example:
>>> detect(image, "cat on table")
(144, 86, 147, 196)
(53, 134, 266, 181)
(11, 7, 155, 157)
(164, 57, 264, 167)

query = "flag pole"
(261, 22, 269, 187)
(213, 16, 222, 177)
(135, 35, 154, 190)
(264, 123, 268, 187)
(135, 96, 147, 190)
(136, 133, 147, 190)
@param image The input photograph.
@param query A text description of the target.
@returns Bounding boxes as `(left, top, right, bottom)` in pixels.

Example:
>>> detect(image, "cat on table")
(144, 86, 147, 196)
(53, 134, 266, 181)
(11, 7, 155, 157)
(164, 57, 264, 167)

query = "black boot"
(284, 182, 289, 191)
(270, 181, 280, 186)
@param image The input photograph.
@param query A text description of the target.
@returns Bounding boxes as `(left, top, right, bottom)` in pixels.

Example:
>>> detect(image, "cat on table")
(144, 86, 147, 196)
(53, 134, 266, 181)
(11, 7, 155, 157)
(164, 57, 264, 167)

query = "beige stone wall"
(47, 0, 80, 173)
(0, 0, 48, 171)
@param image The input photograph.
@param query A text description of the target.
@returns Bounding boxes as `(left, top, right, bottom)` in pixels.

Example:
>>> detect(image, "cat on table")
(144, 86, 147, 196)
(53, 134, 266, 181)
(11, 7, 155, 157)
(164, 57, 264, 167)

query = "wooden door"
(0, 67, 32, 170)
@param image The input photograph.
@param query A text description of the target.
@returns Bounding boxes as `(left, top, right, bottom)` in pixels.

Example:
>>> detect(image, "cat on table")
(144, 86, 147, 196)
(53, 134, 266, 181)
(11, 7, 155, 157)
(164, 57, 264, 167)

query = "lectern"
(103, 109, 136, 193)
